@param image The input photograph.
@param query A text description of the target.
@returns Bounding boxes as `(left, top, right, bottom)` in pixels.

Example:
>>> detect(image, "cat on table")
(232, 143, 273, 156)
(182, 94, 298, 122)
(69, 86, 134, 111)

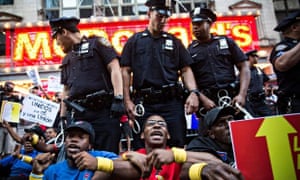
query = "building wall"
(215, 0, 280, 45)
(0, 0, 42, 22)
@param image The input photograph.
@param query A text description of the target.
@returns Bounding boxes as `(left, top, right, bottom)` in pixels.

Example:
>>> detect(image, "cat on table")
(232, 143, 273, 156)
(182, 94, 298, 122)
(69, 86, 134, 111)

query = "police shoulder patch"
(98, 37, 112, 47)
(275, 44, 288, 51)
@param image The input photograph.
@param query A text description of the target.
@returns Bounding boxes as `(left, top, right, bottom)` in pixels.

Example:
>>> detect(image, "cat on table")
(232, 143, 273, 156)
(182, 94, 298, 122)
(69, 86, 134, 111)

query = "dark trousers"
(71, 107, 121, 154)
(132, 98, 186, 150)
(277, 96, 300, 114)
(245, 99, 273, 117)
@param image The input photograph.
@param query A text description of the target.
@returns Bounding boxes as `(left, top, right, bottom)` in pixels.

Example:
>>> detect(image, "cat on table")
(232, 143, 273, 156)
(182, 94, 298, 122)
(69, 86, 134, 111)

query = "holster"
(133, 83, 184, 104)
(71, 90, 113, 111)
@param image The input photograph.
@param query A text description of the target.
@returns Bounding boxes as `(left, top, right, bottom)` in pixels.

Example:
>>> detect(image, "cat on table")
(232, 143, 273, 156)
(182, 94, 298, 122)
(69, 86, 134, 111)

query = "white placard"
(20, 94, 60, 127)
(47, 75, 63, 92)
(26, 68, 42, 86)
(0, 101, 22, 123)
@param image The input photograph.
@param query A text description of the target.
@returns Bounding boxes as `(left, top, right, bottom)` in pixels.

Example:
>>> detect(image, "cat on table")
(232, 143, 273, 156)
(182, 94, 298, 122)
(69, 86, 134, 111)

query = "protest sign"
(0, 101, 22, 123)
(26, 68, 41, 86)
(47, 75, 63, 92)
(230, 114, 300, 180)
(20, 94, 60, 127)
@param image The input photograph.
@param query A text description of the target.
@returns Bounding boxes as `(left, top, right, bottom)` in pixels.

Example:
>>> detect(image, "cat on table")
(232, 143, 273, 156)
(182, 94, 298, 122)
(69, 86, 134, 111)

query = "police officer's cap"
(49, 16, 80, 38)
(145, 0, 175, 17)
(245, 49, 258, 57)
(274, 10, 300, 32)
(190, 7, 217, 23)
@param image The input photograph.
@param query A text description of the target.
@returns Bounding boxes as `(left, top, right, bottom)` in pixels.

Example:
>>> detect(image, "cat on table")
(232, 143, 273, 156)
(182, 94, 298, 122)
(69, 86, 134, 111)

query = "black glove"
(110, 95, 125, 118)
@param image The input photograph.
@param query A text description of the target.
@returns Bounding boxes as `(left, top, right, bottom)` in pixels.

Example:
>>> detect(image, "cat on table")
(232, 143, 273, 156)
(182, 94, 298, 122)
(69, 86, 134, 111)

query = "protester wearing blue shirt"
(30, 121, 118, 180)
(0, 141, 39, 179)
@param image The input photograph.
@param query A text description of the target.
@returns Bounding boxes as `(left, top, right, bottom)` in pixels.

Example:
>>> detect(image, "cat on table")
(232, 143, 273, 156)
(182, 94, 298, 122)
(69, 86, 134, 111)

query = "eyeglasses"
(146, 120, 167, 127)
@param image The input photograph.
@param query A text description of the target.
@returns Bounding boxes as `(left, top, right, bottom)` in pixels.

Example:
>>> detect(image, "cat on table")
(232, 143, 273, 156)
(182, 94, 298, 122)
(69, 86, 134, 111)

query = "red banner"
(4, 15, 258, 67)
(230, 114, 300, 180)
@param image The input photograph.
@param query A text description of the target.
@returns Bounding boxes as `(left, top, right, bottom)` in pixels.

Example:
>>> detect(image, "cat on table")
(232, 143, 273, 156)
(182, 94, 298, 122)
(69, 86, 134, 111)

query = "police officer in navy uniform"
(245, 50, 273, 117)
(121, 0, 200, 149)
(270, 10, 300, 114)
(49, 17, 124, 154)
(188, 8, 250, 116)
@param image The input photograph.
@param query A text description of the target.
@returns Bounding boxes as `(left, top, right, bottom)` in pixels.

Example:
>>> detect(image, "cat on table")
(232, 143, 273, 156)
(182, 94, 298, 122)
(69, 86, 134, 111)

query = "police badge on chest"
(72, 41, 89, 56)
(164, 39, 173, 51)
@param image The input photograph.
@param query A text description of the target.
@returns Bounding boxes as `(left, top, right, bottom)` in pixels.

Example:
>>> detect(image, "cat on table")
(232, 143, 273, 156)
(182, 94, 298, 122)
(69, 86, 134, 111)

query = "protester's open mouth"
(67, 144, 80, 154)
(150, 131, 163, 139)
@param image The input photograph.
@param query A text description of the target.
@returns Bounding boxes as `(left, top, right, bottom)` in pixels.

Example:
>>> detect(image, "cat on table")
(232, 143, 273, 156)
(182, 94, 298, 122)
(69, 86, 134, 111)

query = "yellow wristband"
(29, 172, 44, 180)
(22, 155, 33, 164)
(188, 162, 208, 180)
(121, 153, 128, 161)
(96, 157, 114, 174)
(31, 134, 39, 145)
(171, 147, 187, 163)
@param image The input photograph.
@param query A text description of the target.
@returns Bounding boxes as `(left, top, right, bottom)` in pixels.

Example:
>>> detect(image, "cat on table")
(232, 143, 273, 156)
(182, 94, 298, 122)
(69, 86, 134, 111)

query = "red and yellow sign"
(5, 15, 258, 67)
(230, 114, 300, 180)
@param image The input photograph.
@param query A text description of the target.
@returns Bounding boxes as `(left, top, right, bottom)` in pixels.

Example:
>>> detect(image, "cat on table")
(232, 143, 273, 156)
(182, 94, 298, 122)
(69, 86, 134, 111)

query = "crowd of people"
(0, 0, 299, 179)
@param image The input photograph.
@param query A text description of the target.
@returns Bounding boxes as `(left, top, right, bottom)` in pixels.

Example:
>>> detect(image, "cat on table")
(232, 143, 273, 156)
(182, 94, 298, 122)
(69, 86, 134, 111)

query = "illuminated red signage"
(5, 15, 258, 67)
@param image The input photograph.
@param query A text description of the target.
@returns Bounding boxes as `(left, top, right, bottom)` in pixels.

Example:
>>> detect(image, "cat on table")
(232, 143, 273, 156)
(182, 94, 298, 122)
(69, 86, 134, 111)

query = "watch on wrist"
(114, 95, 123, 100)
(190, 89, 201, 97)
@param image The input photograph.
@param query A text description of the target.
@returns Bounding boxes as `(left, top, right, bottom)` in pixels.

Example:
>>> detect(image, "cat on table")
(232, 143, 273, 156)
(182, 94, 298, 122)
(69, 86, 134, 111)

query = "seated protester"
(125, 114, 182, 180)
(179, 106, 244, 180)
(0, 141, 40, 180)
(92, 115, 236, 180)
(29, 121, 118, 180)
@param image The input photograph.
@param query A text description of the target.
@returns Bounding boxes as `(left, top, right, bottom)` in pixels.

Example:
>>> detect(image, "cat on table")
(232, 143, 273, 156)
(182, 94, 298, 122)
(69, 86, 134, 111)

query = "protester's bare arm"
(31, 153, 56, 174)
(186, 151, 222, 163)
(148, 149, 221, 170)
(123, 151, 150, 178)
(2, 120, 22, 143)
(22, 133, 58, 153)
(180, 161, 244, 180)
(73, 151, 140, 180)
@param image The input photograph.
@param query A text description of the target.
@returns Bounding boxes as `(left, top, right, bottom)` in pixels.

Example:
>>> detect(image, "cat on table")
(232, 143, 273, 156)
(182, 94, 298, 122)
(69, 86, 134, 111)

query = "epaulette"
(98, 37, 112, 47)
(191, 40, 200, 48)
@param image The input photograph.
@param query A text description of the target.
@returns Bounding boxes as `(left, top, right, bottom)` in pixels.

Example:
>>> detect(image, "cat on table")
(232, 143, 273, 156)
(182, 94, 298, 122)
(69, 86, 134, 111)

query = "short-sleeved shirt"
(186, 136, 234, 165)
(121, 29, 193, 89)
(136, 148, 181, 180)
(188, 35, 247, 90)
(60, 36, 118, 98)
(43, 150, 118, 179)
(269, 37, 300, 95)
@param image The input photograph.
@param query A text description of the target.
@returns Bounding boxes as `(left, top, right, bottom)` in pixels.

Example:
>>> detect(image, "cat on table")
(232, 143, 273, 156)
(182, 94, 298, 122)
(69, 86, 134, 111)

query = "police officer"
(121, 0, 199, 149)
(245, 50, 273, 117)
(188, 8, 250, 116)
(270, 10, 300, 114)
(49, 17, 124, 154)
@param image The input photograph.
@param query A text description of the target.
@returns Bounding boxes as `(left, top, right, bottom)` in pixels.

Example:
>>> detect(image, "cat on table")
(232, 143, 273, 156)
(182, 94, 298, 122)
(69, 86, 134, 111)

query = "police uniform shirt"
(61, 36, 118, 98)
(121, 29, 193, 89)
(188, 35, 247, 90)
(248, 67, 269, 94)
(270, 37, 300, 94)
